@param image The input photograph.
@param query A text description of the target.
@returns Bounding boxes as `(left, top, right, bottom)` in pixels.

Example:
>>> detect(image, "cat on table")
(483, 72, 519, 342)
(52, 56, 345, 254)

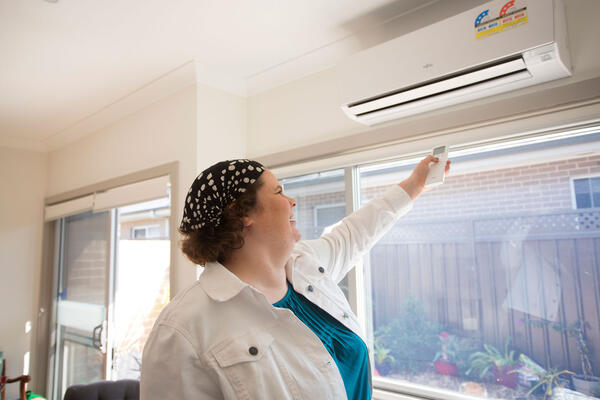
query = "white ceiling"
(0, 0, 488, 152)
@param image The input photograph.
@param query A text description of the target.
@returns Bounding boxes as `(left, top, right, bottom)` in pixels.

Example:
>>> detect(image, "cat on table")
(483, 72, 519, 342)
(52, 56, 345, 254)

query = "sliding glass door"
(48, 175, 172, 400)
(52, 211, 112, 400)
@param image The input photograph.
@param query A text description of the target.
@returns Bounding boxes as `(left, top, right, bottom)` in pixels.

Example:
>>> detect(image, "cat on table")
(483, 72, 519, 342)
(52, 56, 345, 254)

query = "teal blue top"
(273, 282, 371, 400)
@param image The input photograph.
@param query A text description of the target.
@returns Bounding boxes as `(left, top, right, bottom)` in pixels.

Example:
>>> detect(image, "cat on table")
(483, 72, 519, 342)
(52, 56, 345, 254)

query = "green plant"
(432, 332, 481, 377)
(453, 336, 482, 377)
(434, 332, 457, 363)
(512, 366, 574, 400)
(374, 295, 442, 375)
(467, 337, 520, 379)
(524, 318, 595, 379)
(373, 339, 396, 376)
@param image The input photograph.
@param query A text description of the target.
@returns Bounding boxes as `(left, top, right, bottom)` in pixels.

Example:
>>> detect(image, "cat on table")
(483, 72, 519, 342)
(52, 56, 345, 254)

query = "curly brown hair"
(179, 178, 264, 265)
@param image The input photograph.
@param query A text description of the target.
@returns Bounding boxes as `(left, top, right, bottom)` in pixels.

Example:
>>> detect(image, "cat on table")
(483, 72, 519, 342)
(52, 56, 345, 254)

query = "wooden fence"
(370, 209, 600, 375)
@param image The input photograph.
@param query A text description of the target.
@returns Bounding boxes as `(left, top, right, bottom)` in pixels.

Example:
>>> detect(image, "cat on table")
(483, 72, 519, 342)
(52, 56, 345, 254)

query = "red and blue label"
(474, 0, 528, 38)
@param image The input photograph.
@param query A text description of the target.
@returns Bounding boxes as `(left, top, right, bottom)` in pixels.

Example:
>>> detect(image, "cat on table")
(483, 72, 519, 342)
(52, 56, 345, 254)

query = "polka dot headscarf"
(180, 159, 266, 232)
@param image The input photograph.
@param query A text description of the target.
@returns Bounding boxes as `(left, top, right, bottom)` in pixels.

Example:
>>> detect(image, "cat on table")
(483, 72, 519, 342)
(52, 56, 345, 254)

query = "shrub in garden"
(374, 295, 442, 375)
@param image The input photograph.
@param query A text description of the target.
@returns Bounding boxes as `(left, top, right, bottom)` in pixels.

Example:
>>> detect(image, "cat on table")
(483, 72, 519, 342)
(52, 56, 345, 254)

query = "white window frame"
(570, 174, 600, 209)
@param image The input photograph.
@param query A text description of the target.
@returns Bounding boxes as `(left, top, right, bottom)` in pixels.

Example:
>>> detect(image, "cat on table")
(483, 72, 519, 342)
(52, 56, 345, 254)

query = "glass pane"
(593, 193, 600, 209)
(61, 330, 104, 387)
(591, 177, 600, 193)
(577, 193, 592, 209)
(147, 225, 162, 238)
(361, 137, 600, 399)
(282, 169, 348, 295)
(62, 212, 108, 304)
(132, 228, 146, 239)
(112, 197, 170, 379)
(55, 211, 109, 398)
(592, 178, 600, 208)
(574, 178, 591, 194)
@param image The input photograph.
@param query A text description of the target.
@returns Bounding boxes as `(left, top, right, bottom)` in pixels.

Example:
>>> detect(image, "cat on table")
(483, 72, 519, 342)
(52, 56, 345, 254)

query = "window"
(282, 169, 351, 298)
(131, 225, 162, 239)
(572, 176, 600, 209)
(278, 129, 600, 400)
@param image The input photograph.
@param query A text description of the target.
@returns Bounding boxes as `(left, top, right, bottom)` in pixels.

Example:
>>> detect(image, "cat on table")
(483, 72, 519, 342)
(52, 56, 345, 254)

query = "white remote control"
(425, 145, 448, 187)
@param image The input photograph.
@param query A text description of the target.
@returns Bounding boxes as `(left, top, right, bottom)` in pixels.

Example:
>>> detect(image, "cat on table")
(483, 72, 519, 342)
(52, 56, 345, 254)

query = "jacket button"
(343, 312, 349, 319)
(249, 346, 258, 356)
(307, 285, 314, 292)
(318, 267, 325, 273)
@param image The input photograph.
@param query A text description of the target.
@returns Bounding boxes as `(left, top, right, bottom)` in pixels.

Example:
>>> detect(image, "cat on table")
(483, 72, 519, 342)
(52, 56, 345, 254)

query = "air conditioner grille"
(355, 67, 529, 117)
(348, 55, 527, 115)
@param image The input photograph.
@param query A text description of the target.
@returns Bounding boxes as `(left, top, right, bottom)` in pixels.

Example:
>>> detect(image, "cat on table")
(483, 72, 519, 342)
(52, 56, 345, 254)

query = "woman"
(140, 156, 450, 399)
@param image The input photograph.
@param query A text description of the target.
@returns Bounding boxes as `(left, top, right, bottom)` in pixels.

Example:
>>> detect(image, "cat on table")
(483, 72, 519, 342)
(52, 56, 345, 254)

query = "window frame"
(570, 174, 600, 209)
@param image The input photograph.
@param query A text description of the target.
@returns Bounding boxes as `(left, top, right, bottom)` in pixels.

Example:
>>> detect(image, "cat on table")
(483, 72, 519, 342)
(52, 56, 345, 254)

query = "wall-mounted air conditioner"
(338, 0, 571, 126)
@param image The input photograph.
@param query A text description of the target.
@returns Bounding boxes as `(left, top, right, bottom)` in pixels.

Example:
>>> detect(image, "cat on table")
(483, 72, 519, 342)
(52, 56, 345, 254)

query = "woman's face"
(246, 170, 301, 250)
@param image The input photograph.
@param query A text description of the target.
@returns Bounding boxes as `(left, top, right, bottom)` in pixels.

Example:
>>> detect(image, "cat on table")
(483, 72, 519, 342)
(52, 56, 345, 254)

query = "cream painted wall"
(0, 147, 47, 399)
(47, 84, 199, 295)
(247, 0, 600, 159)
(196, 83, 247, 172)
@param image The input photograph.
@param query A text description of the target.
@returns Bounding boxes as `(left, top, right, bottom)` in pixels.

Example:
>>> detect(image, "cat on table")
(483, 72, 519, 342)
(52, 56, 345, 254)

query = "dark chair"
(63, 380, 139, 400)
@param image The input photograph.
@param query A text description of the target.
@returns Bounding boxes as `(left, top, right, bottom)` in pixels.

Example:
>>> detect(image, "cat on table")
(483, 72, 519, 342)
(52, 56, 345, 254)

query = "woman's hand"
(398, 155, 451, 200)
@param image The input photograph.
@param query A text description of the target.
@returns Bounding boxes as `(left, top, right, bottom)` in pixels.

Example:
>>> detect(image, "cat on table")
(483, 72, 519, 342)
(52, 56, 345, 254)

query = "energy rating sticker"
(474, 0, 528, 39)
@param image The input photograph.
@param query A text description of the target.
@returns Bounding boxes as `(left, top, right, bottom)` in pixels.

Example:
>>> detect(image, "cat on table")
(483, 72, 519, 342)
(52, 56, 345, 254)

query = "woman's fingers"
(424, 154, 438, 164)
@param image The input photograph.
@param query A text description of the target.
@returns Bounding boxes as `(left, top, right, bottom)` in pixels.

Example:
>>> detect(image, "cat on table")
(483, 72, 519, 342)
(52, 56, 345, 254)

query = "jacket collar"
(199, 258, 298, 302)
(199, 262, 249, 302)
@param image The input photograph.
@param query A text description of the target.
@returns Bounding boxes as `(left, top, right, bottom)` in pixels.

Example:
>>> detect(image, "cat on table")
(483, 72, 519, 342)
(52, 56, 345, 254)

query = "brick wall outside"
(294, 191, 346, 240)
(394, 155, 600, 221)
(64, 212, 108, 304)
(291, 156, 600, 237)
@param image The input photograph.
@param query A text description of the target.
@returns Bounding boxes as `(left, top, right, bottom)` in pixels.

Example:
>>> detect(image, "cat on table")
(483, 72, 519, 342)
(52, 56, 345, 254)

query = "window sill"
(373, 377, 483, 400)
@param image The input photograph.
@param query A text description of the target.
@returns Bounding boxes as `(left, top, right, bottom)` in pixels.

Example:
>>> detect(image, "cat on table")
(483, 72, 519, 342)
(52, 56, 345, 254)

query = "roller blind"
(44, 175, 170, 220)
(44, 195, 94, 221)
(93, 175, 170, 212)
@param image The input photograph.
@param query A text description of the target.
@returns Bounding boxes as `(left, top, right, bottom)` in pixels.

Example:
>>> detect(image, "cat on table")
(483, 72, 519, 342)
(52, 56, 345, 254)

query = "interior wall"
(47, 84, 199, 295)
(0, 147, 47, 399)
(247, 0, 600, 159)
(196, 83, 247, 172)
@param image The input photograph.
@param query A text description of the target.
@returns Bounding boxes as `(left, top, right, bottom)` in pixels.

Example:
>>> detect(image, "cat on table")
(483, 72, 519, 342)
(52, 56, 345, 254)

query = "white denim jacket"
(140, 185, 413, 400)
